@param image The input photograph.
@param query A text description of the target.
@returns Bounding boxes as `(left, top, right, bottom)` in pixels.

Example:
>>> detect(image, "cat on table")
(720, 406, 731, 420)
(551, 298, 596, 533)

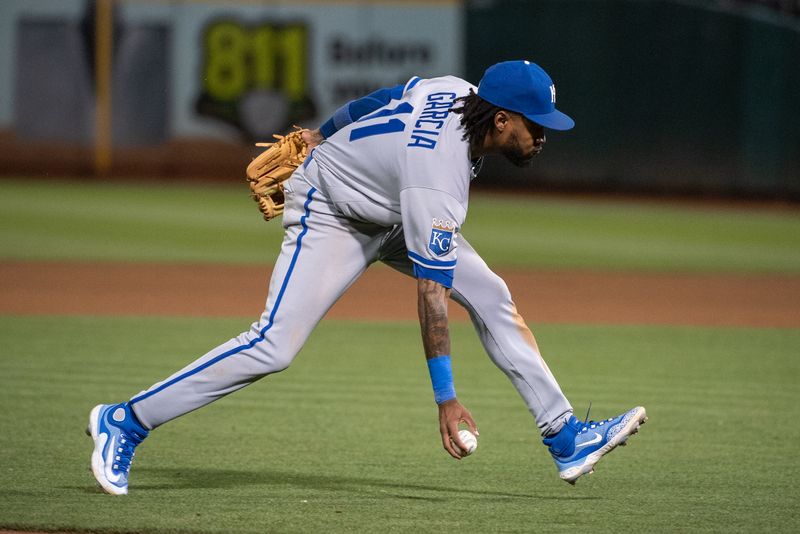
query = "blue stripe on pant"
(129, 187, 317, 414)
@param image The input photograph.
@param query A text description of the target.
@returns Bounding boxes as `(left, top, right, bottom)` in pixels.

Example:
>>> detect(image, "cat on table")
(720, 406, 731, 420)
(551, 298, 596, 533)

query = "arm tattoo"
(417, 278, 452, 359)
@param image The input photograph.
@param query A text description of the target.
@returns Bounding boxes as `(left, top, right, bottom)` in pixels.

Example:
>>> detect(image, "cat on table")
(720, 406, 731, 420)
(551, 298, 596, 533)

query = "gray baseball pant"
(128, 175, 572, 436)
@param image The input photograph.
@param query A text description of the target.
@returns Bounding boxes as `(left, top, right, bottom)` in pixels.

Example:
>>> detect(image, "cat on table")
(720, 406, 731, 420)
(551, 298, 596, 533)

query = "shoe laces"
(577, 402, 614, 433)
(113, 429, 146, 474)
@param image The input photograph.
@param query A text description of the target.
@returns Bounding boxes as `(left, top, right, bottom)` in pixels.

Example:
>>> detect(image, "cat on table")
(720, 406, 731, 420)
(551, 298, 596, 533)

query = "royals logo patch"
(429, 218, 456, 256)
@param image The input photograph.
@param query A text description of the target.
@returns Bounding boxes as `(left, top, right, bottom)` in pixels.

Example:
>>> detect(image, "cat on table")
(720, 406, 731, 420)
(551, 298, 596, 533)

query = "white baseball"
(455, 429, 478, 456)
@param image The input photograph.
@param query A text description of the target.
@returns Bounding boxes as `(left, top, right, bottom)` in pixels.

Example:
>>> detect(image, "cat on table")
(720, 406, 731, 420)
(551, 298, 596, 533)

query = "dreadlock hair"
(450, 89, 504, 156)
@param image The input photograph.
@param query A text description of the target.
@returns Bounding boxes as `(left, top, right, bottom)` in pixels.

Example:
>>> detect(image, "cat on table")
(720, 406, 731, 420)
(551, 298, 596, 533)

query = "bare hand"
(301, 128, 324, 150)
(438, 398, 478, 459)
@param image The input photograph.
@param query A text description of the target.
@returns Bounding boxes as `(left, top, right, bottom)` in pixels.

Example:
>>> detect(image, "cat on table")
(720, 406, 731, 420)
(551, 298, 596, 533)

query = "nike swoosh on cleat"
(575, 432, 602, 448)
(103, 434, 122, 484)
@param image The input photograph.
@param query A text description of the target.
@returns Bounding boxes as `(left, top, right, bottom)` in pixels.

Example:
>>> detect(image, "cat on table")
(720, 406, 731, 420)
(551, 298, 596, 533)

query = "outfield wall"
(0, 0, 797, 199)
(466, 0, 800, 198)
(0, 0, 463, 144)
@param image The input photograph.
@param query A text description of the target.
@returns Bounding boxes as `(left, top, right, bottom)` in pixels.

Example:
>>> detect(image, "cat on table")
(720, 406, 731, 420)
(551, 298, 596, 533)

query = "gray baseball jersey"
(128, 75, 572, 436)
(307, 75, 474, 288)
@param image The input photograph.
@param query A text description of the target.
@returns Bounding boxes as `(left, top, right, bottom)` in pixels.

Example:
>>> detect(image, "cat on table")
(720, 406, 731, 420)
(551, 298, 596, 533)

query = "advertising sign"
(149, 1, 464, 141)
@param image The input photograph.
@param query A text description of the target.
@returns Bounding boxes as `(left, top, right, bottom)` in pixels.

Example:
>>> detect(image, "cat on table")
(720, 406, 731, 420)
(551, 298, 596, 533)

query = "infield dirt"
(2, 261, 798, 328)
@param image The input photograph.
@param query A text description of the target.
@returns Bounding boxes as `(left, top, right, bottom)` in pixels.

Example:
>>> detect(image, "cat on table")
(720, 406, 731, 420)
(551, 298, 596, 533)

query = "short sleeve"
(400, 187, 466, 288)
(319, 77, 423, 139)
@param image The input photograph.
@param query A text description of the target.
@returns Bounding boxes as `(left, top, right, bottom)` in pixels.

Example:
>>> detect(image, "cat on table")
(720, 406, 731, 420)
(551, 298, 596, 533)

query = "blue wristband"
(427, 355, 456, 405)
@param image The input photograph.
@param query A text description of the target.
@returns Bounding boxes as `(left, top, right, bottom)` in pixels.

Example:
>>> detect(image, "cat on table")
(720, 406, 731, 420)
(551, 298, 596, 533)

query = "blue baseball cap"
(477, 60, 575, 131)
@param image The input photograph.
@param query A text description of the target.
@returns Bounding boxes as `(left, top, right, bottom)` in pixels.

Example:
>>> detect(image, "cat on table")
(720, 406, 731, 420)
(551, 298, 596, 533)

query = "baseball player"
(86, 60, 646, 495)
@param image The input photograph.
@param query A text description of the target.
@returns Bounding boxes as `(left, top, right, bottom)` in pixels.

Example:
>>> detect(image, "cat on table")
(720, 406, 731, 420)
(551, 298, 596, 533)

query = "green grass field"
(0, 317, 798, 533)
(1, 179, 799, 533)
(1, 179, 799, 271)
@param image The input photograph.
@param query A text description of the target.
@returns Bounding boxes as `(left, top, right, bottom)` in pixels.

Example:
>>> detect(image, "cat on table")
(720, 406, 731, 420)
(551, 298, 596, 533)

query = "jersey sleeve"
(400, 187, 466, 289)
(319, 77, 424, 139)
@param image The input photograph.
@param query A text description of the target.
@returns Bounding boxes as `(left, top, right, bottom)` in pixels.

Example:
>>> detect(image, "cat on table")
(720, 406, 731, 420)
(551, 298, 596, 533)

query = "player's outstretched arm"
(417, 277, 478, 459)
(417, 277, 451, 358)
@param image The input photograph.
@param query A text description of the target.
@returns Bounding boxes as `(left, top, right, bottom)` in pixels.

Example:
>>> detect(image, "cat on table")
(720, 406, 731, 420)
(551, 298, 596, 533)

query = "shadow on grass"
(131, 466, 597, 501)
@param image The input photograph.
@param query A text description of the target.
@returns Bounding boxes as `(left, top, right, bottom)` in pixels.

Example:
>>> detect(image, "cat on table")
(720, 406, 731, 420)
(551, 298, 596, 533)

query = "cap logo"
(550, 84, 556, 104)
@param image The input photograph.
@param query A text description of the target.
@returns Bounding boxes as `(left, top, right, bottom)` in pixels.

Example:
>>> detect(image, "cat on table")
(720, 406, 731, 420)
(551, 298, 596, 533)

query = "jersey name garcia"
(305, 76, 475, 287)
(407, 90, 458, 149)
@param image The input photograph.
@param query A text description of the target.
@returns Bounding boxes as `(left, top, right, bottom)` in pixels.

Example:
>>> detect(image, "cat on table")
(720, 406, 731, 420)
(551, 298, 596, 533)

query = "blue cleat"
(86, 403, 149, 495)
(543, 406, 647, 485)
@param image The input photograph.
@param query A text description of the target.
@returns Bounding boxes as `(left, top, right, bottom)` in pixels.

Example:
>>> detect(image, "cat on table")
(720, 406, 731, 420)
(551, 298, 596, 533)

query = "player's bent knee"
(247, 342, 297, 374)
(269, 353, 296, 373)
(237, 322, 309, 374)
(469, 272, 513, 309)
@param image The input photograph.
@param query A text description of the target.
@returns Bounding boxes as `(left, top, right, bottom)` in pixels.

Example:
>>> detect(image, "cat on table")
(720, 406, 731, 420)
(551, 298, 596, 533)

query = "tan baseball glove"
(245, 128, 309, 221)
